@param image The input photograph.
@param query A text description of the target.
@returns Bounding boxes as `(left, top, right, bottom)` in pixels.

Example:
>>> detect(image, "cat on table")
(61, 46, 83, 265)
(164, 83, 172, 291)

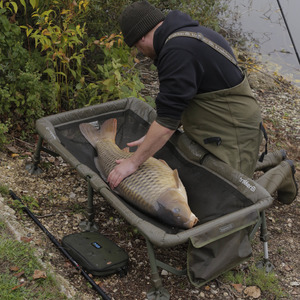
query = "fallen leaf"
(10, 266, 20, 272)
(244, 286, 261, 298)
(33, 270, 47, 280)
(47, 156, 55, 163)
(6, 145, 18, 153)
(12, 283, 25, 290)
(23, 152, 32, 156)
(21, 236, 33, 243)
(231, 283, 244, 293)
(14, 271, 25, 278)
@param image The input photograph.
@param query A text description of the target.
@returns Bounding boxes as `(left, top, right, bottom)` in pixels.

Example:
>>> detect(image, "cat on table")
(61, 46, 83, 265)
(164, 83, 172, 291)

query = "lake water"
(223, 0, 300, 87)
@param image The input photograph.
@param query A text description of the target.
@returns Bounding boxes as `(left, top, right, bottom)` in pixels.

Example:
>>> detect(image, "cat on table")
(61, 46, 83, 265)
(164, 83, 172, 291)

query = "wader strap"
(259, 122, 268, 162)
(165, 31, 242, 72)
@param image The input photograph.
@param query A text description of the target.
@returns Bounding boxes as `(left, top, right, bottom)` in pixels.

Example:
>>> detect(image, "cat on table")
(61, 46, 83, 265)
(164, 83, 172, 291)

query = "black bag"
(62, 231, 128, 276)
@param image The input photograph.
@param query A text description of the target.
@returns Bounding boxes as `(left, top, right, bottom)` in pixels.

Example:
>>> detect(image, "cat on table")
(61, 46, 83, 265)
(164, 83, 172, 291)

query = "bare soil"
(0, 58, 299, 300)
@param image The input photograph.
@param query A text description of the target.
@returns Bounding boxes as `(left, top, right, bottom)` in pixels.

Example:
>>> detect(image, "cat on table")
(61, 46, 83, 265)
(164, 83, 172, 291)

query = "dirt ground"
(0, 59, 299, 300)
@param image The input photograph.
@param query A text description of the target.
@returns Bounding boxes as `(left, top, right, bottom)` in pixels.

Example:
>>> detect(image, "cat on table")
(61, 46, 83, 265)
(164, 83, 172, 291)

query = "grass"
(0, 219, 68, 300)
(222, 263, 287, 299)
(0, 184, 9, 195)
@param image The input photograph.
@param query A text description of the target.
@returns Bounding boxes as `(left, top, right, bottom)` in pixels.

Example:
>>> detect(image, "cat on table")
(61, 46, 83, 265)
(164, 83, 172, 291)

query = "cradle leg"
(145, 238, 170, 300)
(25, 136, 43, 175)
(256, 211, 274, 273)
(79, 177, 99, 232)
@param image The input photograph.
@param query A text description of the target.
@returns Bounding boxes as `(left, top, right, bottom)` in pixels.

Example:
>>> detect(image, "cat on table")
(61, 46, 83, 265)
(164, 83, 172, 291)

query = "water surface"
(224, 0, 300, 86)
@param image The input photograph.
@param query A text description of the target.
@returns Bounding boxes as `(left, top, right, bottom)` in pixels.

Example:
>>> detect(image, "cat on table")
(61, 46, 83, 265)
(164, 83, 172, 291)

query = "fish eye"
(172, 208, 180, 214)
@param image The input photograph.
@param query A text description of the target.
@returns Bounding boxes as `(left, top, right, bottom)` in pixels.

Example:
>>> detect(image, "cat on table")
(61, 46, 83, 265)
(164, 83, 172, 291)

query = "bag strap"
(165, 31, 242, 72)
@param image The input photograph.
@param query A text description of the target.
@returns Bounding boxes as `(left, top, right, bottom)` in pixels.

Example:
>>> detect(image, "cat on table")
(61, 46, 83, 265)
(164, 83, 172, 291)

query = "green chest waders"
(166, 31, 263, 177)
(182, 76, 262, 177)
(166, 31, 266, 287)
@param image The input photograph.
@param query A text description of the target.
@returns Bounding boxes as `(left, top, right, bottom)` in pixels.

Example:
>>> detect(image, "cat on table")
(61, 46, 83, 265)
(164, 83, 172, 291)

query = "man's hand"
(107, 121, 175, 189)
(107, 158, 138, 189)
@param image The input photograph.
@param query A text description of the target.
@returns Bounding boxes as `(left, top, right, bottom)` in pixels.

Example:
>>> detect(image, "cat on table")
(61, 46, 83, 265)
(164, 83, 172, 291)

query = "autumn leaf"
(231, 283, 244, 293)
(33, 270, 47, 280)
(12, 283, 25, 290)
(6, 146, 18, 153)
(21, 236, 34, 243)
(14, 271, 25, 278)
(244, 286, 261, 298)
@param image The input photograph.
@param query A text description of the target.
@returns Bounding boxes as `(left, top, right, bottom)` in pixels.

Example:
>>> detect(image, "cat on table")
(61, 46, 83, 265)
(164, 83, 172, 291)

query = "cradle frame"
(28, 98, 274, 299)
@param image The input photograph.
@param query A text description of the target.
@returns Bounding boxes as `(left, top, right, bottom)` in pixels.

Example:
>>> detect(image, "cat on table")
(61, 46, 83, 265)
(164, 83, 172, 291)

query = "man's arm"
(107, 121, 175, 189)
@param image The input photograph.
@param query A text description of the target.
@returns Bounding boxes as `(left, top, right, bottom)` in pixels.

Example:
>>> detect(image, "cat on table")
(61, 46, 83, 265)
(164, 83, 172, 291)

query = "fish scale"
(79, 119, 198, 229)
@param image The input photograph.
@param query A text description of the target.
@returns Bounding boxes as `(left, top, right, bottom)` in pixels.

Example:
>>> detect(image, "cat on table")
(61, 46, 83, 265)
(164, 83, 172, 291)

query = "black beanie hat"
(119, 1, 165, 47)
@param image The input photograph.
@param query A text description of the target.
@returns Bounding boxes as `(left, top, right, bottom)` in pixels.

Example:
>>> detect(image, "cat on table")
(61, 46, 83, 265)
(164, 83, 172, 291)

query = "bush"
(0, 7, 56, 133)
(0, 0, 227, 139)
(0, 121, 9, 149)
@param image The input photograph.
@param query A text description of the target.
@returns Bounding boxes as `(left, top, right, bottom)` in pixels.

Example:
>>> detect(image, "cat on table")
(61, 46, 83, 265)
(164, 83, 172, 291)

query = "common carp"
(79, 118, 198, 229)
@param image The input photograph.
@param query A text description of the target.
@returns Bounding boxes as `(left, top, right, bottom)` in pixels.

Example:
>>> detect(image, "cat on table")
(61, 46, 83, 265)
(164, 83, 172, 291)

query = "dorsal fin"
(98, 118, 117, 141)
(79, 118, 117, 147)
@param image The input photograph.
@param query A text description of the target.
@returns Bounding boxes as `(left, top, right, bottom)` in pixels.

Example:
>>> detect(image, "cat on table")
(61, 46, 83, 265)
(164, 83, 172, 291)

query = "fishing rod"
(9, 190, 111, 300)
(276, 0, 300, 66)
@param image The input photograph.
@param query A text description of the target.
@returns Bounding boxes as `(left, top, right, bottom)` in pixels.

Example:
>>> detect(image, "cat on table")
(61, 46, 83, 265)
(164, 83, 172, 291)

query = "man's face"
(134, 37, 156, 59)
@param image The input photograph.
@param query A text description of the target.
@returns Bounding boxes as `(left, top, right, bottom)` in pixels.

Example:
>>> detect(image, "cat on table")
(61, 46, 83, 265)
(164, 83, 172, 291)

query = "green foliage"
(180, 0, 227, 32)
(0, 0, 227, 138)
(149, 0, 227, 32)
(23, 0, 91, 111)
(84, 0, 132, 38)
(73, 33, 145, 105)
(77, 34, 145, 104)
(0, 184, 9, 195)
(0, 121, 9, 149)
(0, 7, 56, 133)
(9, 195, 40, 215)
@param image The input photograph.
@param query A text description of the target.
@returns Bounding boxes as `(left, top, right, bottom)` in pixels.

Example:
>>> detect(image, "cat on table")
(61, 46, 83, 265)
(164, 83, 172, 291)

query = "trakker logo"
(239, 177, 256, 192)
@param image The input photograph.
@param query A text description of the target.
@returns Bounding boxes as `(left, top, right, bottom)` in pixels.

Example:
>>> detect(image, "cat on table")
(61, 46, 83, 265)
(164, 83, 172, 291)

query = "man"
(108, 1, 297, 204)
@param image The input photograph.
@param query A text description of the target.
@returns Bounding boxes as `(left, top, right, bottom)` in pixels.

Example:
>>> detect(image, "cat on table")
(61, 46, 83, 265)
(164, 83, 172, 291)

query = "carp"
(79, 118, 198, 229)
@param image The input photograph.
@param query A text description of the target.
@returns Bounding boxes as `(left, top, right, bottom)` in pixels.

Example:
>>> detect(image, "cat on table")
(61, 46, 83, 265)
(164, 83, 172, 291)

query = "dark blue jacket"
(153, 10, 244, 128)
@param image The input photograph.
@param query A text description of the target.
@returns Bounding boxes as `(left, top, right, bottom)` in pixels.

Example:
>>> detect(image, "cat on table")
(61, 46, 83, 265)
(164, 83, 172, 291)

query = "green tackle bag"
(62, 231, 129, 277)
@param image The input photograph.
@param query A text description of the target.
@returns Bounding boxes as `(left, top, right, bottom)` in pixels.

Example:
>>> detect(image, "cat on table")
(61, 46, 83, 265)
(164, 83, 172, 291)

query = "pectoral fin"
(159, 159, 169, 166)
(122, 147, 130, 153)
(173, 169, 186, 192)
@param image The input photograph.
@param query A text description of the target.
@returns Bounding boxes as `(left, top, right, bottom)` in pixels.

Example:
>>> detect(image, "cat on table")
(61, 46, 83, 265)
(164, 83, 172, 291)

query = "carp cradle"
(30, 97, 274, 299)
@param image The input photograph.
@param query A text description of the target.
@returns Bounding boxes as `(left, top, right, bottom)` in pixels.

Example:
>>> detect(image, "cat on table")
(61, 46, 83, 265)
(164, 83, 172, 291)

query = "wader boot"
(255, 149, 287, 172)
(255, 160, 298, 204)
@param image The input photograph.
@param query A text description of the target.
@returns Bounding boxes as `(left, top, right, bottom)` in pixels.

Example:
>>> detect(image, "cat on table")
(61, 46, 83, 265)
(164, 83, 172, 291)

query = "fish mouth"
(183, 213, 198, 229)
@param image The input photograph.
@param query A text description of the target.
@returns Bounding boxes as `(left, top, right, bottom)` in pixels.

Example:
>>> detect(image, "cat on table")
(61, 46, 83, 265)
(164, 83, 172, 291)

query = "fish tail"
(79, 118, 117, 147)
